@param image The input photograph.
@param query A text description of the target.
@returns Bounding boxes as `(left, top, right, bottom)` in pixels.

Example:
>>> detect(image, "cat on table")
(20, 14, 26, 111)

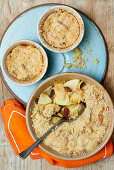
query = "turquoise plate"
(0, 4, 108, 105)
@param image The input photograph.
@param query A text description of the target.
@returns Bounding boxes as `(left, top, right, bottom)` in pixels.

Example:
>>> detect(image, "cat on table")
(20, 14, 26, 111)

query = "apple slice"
(64, 79, 81, 91)
(69, 90, 83, 104)
(44, 86, 52, 96)
(38, 93, 52, 105)
(68, 104, 80, 119)
(53, 84, 69, 105)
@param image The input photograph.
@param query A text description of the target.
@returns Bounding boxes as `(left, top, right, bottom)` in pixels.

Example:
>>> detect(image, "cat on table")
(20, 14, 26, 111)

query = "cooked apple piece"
(44, 86, 52, 96)
(54, 95, 69, 105)
(64, 79, 81, 91)
(38, 93, 52, 105)
(53, 84, 69, 105)
(68, 104, 80, 119)
(51, 116, 61, 124)
(57, 112, 63, 118)
(69, 90, 83, 104)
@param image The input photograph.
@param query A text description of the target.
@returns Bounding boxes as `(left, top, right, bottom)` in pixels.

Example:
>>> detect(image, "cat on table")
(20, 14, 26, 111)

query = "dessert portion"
(6, 44, 45, 81)
(31, 79, 110, 157)
(41, 9, 80, 48)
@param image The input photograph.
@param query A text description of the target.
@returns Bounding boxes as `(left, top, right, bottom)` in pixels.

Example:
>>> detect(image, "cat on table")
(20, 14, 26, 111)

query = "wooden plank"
(0, 0, 114, 170)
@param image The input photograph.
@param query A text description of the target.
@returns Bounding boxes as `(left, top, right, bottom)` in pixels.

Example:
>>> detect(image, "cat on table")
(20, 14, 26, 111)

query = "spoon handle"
(19, 118, 64, 159)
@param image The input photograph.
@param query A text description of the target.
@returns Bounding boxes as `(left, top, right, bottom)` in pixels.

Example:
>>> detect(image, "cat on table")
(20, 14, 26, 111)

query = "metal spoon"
(19, 103, 85, 159)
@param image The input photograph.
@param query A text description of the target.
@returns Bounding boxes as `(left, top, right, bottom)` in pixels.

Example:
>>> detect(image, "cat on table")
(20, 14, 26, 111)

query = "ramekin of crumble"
(26, 73, 114, 160)
(37, 5, 84, 53)
(1, 40, 48, 86)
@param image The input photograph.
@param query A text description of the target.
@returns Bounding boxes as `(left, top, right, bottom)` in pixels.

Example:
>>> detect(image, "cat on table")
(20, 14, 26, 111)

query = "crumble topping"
(6, 44, 45, 81)
(41, 9, 80, 48)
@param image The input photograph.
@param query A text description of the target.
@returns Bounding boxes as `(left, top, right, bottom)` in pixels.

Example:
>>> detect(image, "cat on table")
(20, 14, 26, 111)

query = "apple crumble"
(6, 44, 45, 81)
(41, 9, 80, 48)
(31, 79, 110, 156)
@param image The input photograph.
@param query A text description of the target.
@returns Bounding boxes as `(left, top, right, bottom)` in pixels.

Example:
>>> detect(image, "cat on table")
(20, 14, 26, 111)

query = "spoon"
(19, 103, 85, 159)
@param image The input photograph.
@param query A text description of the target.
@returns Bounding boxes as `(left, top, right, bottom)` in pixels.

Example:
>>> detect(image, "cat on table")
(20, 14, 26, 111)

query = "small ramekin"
(37, 5, 84, 53)
(1, 40, 48, 86)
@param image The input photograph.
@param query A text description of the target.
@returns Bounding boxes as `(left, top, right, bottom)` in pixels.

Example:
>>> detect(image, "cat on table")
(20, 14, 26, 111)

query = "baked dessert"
(41, 9, 80, 48)
(31, 79, 110, 157)
(6, 44, 45, 81)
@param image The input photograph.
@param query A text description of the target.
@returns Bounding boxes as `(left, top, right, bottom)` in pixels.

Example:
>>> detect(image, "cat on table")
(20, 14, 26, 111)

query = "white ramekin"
(1, 40, 48, 86)
(37, 5, 84, 53)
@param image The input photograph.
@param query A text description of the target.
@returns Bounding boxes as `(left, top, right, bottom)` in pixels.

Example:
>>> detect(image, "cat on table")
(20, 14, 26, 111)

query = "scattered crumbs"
(66, 47, 97, 70)
(75, 58, 82, 67)
(74, 65, 78, 68)
(79, 65, 82, 69)
(72, 47, 82, 57)
(86, 41, 90, 45)
(81, 62, 85, 67)
(72, 48, 76, 52)
(71, 47, 88, 69)
(90, 59, 99, 63)
(64, 63, 73, 68)
(83, 66, 87, 69)
(72, 56, 79, 62)
(86, 52, 90, 55)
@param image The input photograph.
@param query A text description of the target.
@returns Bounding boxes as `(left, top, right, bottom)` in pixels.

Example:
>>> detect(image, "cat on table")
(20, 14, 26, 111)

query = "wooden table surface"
(0, 0, 114, 170)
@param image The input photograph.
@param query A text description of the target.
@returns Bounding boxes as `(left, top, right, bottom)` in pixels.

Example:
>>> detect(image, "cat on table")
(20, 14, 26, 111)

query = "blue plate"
(0, 4, 107, 105)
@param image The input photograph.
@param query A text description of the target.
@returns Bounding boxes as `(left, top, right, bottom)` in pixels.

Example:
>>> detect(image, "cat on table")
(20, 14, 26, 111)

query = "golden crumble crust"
(6, 44, 44, 81)
(42, 9, 80, 48)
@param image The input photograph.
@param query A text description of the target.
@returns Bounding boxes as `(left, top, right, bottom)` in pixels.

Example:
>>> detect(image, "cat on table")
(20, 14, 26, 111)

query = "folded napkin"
(0, 100, 113, 168)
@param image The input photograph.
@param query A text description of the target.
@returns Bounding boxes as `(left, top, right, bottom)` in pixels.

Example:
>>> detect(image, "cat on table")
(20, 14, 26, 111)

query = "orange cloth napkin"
(0, 100, 113, 168)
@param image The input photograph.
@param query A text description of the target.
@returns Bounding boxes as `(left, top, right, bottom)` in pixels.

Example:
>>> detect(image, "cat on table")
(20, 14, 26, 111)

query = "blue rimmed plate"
(0, 4, 108, 105)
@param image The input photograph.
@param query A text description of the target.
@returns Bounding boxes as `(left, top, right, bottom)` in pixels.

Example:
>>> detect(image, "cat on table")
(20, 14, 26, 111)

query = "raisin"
(50, 89, 55, 98)
(60, 105, 64, 109)
(31, 45, 37, 49)
(57, 21, 68, 29)
(80, 101, 86, 107)
(63, 108, 69, 119)
(21, 44, 28, 47)
(35, 98, 39, 104)
(80, 82, 86, 89)
(64, 86, 72, 92)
